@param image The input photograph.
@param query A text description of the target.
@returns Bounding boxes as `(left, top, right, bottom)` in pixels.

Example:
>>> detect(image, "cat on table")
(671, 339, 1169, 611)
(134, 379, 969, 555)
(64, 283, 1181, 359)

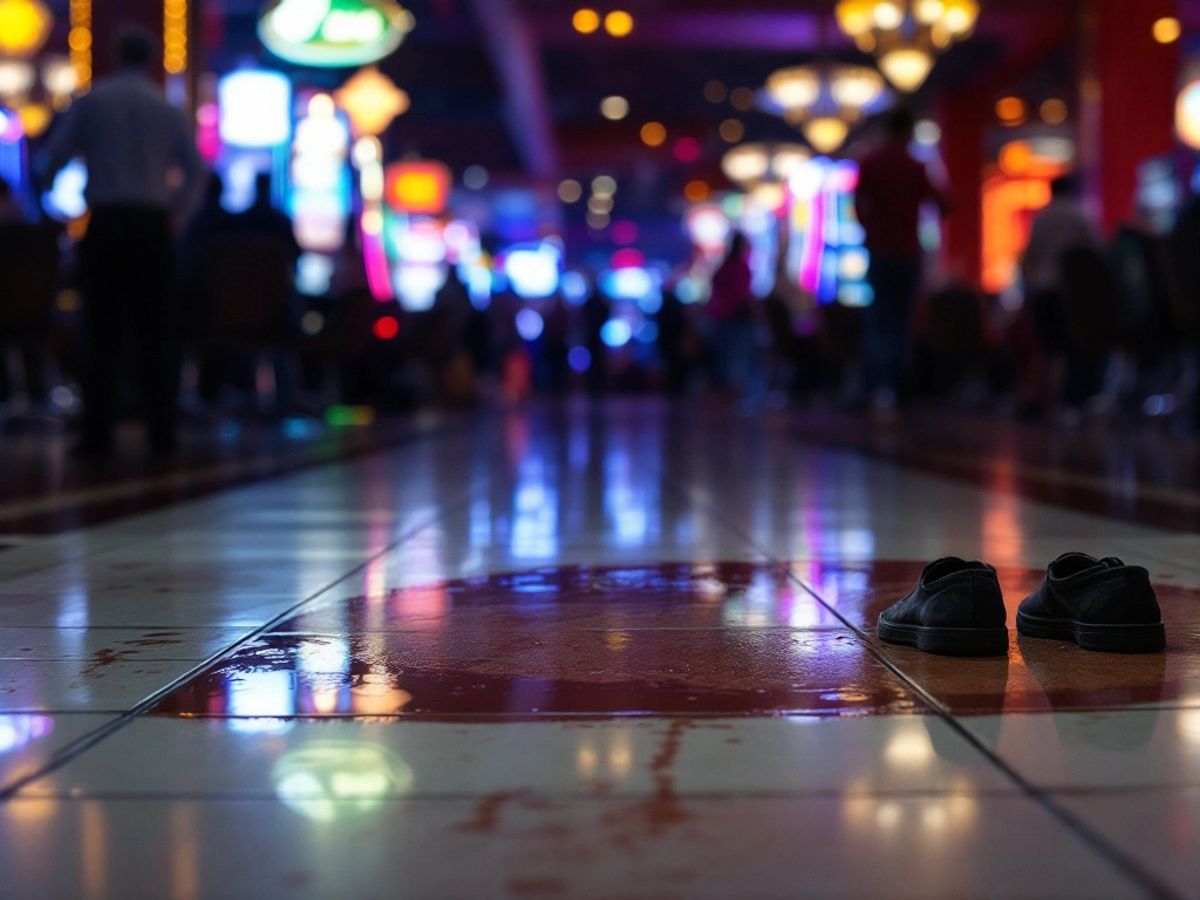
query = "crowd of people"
(4, 31, 1200, 460)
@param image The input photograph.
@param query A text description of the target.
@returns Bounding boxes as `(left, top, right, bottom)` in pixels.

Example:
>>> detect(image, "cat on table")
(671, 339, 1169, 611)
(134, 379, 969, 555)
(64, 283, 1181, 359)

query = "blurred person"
(541, 297, 570, 394)
(178, 172, 235, 404)
(1020, 174, 1102, 419)
(1165, 191, 1200, 426)
(226, 172, 301, 415)
(0, 176, 54, 412)
(855, 107, 947, 411)
(657, 286, 690, 395)
(235, 172, 302, 264)
(706, 232, 760, 400)
(431, 267, 477, 403)
(1108, 204, 1175, 412)
(39, 27, 205, 457)
(582, 289, 610, 395)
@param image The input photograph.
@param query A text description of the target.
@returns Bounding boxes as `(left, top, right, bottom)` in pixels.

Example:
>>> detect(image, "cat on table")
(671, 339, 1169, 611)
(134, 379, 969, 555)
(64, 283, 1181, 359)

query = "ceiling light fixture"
(835, 0, 979, 93)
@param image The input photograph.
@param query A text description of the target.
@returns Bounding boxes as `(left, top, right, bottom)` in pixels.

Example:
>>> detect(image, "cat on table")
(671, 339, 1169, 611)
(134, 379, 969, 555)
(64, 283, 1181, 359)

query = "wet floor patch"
(148, 561, 1200, 719)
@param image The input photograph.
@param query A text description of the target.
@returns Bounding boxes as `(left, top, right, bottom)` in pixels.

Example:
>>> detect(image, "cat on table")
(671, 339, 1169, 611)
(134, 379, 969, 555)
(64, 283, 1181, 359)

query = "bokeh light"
(604, 10, 634, 37)
(673, 137, 701, 163)
(600, 95, 629, 120)
(1152, 16, 1181, 44)
(1040, 98, 1068, 125)
(640, 121, 667, 147)
(373, 316, 400, 340)
(684, 179, 710, 202)
(557, 178, 583, 203)
(995, 96, 1027, 125)
(572, 8, 600, 34)
(719, 119, 745, 143)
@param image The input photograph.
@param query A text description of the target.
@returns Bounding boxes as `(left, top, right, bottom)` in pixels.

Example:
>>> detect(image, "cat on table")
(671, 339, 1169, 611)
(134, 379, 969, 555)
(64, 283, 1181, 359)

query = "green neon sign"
(258, 0, 414, 67)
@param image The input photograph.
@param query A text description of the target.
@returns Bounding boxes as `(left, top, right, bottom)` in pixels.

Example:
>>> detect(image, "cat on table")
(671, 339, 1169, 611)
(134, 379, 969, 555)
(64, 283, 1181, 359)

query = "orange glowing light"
(69, 0, 91, 91)
(684, 179, 710, 202)
(604, 10, 633, 37)
(163, 0, 187, 75)
(1153, 16, 1181, 44)
(0, 0, 54, 58)
(719, 118, 745, 143)
(998, 140, 1034, 176)
(572, 7, 600, 33)
(995, 96, 1026, 125)
(640, 121, 667, 147)
(384, 160, 451, 214)
(1040, 98, 1068, 125)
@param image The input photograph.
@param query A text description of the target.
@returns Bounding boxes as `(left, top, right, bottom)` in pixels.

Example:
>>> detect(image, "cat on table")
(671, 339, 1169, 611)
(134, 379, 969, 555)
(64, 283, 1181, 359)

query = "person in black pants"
(38, 27, 204, 457)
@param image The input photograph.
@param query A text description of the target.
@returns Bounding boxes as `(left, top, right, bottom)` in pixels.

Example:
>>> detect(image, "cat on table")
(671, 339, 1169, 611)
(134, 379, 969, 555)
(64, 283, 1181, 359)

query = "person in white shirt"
(39, 27, 205, 458)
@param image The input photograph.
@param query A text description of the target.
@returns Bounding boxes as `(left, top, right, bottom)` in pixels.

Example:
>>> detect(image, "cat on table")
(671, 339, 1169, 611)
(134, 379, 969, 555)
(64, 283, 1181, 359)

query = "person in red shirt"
(854, 107, 947, 409)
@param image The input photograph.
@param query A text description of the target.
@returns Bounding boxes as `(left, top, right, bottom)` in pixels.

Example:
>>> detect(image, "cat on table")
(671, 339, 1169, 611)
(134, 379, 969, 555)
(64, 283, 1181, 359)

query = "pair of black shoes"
(877, 553, 1166, 657)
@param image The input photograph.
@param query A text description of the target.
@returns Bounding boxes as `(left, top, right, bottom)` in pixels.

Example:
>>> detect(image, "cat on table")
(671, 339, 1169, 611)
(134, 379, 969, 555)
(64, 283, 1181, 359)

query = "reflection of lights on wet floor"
(227, 671, 296, 731)
(350, 673, 413, 715)
(298, 637, 350, 675)
(875, 801, 902, 830)
(605, 631, 631, 652)
(845, 792, 977, 839)
(884, 722, 936, 770)
(575, 731, 635, 781)
(511, 462, 559, 560)
(0, 714, 54, 754)
(1178, 709, 1200, 744)
(273, 743, 414, 823)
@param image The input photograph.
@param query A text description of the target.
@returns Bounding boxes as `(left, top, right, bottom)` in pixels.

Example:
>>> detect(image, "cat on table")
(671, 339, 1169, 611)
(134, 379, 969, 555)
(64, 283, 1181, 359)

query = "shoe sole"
(1016, 609, 1165, 653)
(876, 617, 1008, 657)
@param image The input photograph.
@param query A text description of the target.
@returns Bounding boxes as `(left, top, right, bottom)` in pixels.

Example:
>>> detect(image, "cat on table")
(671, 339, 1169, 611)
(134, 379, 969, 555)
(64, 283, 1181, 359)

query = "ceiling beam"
(469, 0, 559, 182)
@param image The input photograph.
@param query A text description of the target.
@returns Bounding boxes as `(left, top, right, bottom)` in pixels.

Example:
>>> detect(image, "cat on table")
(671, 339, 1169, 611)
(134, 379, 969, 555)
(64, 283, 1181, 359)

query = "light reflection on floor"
(1, 401, 1198, 898)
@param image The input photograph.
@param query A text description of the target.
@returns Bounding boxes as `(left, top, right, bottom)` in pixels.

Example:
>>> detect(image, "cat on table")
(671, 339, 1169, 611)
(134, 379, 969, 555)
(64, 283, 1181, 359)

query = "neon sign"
(258, 0, 415, 68)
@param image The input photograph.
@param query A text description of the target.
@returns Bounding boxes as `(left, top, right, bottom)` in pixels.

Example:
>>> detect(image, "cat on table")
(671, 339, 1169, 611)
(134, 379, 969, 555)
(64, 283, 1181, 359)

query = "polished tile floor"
(1, 400, 1198, 898)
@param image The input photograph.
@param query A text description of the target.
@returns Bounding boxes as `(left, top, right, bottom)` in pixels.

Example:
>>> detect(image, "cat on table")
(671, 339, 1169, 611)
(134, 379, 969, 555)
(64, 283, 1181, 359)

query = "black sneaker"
(1017, 553, 1165, 653)
(876, 557, 1008, 656)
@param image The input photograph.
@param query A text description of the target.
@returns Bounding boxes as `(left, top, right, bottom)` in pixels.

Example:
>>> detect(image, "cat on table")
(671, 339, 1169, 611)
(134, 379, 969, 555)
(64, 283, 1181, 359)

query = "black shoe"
(876, 557, 1008, 656)
(1017, 553, 1165, 653)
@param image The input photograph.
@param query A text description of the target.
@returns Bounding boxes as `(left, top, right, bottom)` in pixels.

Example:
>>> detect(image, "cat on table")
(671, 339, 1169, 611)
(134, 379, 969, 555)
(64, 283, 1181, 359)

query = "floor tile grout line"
(665, 474, 1182, 900)
(3, 787, 1045, 804)
(0, 466, 486, 802)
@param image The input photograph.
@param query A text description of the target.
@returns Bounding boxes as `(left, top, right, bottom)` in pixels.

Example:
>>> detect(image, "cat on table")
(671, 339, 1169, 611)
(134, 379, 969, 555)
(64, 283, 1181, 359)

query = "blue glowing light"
(43, 159, 87, 221)
(600, 318, 632, 348)
(568, 346, 591, 372)
(515, 307, 545, 341)
(560, 270, 589, 305)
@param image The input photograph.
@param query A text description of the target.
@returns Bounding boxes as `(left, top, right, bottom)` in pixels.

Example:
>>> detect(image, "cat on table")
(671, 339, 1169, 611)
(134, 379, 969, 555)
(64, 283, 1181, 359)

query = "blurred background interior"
(0, 0, 1198, 447)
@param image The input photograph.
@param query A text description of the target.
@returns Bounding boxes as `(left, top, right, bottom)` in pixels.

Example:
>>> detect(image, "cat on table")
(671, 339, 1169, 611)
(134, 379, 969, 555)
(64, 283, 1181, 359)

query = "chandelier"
(721, 142, 811, 188)
(763, 64, 886, 154)
(835, 0, 979, 92)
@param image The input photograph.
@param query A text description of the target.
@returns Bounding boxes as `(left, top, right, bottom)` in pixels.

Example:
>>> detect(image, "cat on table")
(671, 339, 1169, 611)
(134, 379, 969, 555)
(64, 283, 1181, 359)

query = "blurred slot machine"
(290, 93, 351, 296)
(383, 160, 452, 312)
(787, 158, 871, 306)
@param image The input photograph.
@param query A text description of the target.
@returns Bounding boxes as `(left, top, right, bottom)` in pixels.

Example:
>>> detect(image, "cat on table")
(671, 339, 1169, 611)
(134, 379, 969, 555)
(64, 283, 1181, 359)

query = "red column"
(939, 86, 988, 287)
(1088, 0, 1181, 235)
